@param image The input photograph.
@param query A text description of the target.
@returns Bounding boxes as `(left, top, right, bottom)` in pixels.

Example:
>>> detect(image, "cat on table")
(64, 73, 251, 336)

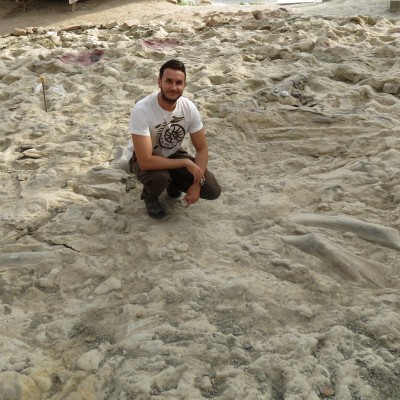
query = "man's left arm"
(191, 128, 208, 172)
(184, 129, 208, 207)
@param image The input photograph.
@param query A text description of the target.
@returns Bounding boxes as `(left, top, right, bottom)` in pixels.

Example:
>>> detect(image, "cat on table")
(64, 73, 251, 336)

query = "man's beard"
(160, 88, 182, 105)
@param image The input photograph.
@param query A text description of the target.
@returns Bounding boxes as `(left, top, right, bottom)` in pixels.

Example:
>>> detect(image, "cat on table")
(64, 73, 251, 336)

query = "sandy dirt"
(0, 0, 397, 36)
(1, 0, 400, 399)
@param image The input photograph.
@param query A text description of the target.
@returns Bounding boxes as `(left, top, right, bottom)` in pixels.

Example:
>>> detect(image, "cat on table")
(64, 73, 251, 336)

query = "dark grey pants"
(129, 149, 221, 200)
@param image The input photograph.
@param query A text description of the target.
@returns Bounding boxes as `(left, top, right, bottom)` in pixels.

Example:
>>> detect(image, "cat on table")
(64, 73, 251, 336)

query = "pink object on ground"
(58, 49, 104, 66)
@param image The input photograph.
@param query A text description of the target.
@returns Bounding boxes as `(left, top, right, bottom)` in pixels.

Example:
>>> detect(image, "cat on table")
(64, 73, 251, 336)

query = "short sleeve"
(188, 102, 203, 134)
(129, 104, 150, 136)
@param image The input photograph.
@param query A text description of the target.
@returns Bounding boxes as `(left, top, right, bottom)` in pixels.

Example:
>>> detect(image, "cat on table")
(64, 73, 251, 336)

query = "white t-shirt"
(127, 92, 203, 159)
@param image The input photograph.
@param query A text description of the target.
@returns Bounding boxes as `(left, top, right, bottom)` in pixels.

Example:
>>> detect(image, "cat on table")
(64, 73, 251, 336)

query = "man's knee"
(147, 171, 170, 188)
(204, 184, 221, 200)
(140, 170, 171, 197)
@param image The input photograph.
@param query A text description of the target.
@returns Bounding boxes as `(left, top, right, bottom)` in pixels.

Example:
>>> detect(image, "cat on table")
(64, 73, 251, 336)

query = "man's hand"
(184, 183, 201, 207)
(184, 159, 204, 183)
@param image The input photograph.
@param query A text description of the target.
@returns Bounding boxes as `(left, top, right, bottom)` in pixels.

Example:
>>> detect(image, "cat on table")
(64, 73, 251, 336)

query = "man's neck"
(157, 92, 177, 112)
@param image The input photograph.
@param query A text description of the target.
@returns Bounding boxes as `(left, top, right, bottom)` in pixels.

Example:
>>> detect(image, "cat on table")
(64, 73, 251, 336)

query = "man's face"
(158, 68, 186, 104)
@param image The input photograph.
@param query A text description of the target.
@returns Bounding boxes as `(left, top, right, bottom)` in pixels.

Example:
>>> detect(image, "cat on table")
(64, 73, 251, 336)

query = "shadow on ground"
(0, 0, 145, 35)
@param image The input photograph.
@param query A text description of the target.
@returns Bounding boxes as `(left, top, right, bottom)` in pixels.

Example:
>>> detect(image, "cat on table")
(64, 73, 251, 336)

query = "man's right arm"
(132, 134, 204, 182)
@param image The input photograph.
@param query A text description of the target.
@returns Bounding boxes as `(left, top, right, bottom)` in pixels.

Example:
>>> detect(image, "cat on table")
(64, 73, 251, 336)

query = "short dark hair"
(159, 59, 186, 80)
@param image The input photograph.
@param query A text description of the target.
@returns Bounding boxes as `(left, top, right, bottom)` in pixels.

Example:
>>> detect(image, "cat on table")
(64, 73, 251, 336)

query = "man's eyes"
(166, 80, 183, 85)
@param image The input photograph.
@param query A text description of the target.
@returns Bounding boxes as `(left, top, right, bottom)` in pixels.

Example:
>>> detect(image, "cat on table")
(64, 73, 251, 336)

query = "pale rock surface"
(76, 348, 104, 371)
(0, 0, 399, 399)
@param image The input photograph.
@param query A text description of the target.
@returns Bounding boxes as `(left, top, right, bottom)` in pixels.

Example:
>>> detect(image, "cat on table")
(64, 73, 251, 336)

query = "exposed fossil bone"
(290, 213, 400, 251)
(283, 233, 387, 288)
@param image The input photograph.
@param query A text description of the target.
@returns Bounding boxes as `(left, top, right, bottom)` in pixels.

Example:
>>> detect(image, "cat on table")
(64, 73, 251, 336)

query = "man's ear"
(158, 78, 162, 88)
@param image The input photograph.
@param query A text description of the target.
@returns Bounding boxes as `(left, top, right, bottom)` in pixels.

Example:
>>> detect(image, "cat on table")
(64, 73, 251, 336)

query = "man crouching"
(128, 59, 221, 219)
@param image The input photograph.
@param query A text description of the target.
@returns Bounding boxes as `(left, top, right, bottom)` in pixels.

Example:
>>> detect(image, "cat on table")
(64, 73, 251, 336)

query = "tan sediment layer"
(0, 1, 399, 398)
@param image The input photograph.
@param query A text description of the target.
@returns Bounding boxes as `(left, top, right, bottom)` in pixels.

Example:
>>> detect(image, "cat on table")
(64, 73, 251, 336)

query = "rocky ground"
(0, 2, 400, 399)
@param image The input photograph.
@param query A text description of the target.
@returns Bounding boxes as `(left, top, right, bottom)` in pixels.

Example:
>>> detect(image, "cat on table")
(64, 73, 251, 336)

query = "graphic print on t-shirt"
(154, 116, 185, 150)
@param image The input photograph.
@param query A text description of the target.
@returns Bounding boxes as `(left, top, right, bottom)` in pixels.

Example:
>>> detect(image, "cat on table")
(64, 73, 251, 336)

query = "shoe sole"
(148, 210, 166, 219)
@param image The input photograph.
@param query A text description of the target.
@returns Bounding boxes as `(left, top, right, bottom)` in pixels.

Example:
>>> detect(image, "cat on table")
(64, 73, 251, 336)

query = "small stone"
(124, 20, 139, 29)
(61, 25, 82, 32)
(80, 24, 96, 30)
(242, 340, 253, 350)
(221, 278, 248, 299)
(205, 16, 223, 27)
(22, 149, 42, 159)
(20, 144, 35, 151)
(256, 372, 267, 382)
(383, 82, 399, 94)
(252, 10, 264, 20)
(349, 16, 363, 24)
(126, 179, 136, 191)
(199, 376, 213, 390)
(76, 349, 103, 371)
(30, 131, 44, 138)
(13, 28, 27, 36)
(167, 241, 189, 253)
(94, 277, 122, 295)
(321, 386, 335, 397)
(102, 21, 118, 29)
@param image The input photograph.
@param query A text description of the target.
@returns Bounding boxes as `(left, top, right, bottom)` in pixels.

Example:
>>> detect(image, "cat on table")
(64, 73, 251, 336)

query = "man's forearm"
(138, 154, 188, 171)
(194, 148, 208, 173)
